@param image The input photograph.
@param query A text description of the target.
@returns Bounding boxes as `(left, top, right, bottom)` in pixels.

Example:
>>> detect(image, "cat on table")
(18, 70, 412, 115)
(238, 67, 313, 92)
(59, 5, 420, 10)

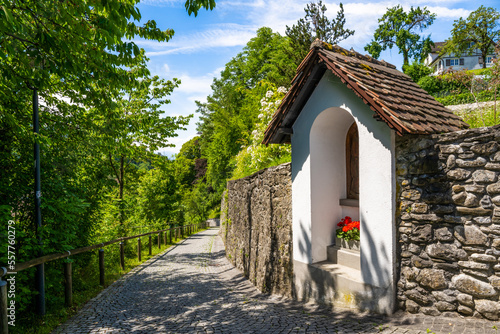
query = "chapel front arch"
(309, 107, 359, 263)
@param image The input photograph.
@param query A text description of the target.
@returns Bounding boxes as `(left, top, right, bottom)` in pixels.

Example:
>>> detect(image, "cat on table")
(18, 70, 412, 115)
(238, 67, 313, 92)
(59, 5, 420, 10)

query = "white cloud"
(218, 0, 267, 9)
(140, 0, 183, 7)
(135, 24, 256, 56)
(176, 74, 214, 95)
(426, 6, 471, 19)
(240, 0, 304, 34)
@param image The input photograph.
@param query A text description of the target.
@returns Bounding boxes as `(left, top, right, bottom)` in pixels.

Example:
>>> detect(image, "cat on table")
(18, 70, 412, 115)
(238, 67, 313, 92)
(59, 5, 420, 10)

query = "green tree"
(365, 5, 436, 67)
(232, 86, 291, 179)
(134, 159, 179, 227)
(286, 1, 354, 66)
(444, 6, 500, 69)
(403, 62, 433, 83)
(174, 137, 203, 190)
(0, 0, 214, 321)
(93, 66, 190, 235)
(196, 27, 296, 193)
(185, 0, 216, 16)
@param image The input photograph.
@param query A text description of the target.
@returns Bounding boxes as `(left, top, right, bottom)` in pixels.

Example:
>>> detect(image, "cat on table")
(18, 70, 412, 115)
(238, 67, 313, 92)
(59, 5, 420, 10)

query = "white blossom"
(275, 99, 282, 105)
(258, 113, 264, 119)
(266, 90, 274, 98)
(277, 86, 287, 94)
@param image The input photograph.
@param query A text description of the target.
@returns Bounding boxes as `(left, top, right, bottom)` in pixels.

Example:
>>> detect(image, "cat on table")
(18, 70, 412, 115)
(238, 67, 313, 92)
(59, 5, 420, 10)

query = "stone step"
(295, 259, 391, 313)
(309, 261, 365, 309)
(327, 245, 360, 271)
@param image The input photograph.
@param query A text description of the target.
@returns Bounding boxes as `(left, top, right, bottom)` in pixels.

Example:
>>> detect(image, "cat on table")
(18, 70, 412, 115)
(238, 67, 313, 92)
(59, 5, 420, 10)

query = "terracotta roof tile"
(263, 40, 468, 144)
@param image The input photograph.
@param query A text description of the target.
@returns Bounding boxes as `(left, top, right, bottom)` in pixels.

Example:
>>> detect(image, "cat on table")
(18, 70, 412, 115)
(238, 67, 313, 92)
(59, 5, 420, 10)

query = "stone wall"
(220, 163, 293, 297)
(396, 125, 500, 319)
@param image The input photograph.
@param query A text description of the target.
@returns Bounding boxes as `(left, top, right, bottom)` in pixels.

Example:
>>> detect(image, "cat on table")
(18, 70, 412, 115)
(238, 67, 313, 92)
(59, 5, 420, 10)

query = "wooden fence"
(0, 222, 207, 334)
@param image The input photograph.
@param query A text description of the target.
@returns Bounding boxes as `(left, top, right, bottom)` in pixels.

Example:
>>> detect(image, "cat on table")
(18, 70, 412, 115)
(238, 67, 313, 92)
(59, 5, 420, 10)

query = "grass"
(452, 103, 500, 128)
(12, 227, 206, 334)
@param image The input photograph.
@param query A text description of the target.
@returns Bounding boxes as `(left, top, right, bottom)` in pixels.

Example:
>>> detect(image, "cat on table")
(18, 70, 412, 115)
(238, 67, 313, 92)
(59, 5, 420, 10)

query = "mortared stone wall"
(220, 163, 293, 297)
(396, 124, 500, 320)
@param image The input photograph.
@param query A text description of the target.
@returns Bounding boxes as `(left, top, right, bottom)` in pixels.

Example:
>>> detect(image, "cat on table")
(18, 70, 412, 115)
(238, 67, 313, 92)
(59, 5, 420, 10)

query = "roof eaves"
(263, 50, 326, 145)
(318, 52, 410, 136)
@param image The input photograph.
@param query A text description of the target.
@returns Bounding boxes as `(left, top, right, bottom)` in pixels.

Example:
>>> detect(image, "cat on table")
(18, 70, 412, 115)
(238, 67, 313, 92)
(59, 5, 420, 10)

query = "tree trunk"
(119, 155, 124, 202)
(403, 49, 409, 68)
(119, 155, 125, 236)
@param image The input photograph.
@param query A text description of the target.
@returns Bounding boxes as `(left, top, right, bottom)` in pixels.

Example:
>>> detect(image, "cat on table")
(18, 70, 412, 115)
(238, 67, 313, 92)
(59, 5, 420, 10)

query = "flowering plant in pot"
(336, 216, 360, 242)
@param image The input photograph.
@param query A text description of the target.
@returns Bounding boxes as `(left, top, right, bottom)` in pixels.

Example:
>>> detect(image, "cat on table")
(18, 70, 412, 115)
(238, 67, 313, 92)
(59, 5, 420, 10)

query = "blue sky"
(133, 0, 499, 156)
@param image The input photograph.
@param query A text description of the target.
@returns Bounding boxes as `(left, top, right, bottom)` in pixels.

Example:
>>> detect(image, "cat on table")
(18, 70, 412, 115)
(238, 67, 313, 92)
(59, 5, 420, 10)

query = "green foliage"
(0, 0, 214, 327)
(181, 182, 217, 224)
(0, 0, 174, 138)
(453, 104, 500, 128)
(196, 27, 296, 194)
(418, 69, 476, 98)
(403, 62, 433, 83)
(444, 6, 500, 69)
(286, 1, 354, 67)
(14, 225, 201, 334)
(232, 86, 291, 179)
(417, 76, 441, 95)
(365, 5, 436, 66)
(416, 63, 500, 128)
(435, 90, 498, 106)
(185, 0, 216, 16)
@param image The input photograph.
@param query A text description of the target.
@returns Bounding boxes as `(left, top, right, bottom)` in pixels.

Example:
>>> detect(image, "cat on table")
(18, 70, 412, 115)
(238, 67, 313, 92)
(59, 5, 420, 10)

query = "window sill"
(339, 199, 359, 207)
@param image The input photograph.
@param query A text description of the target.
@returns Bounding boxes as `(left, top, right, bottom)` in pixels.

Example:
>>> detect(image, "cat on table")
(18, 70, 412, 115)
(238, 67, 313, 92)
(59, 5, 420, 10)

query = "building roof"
(430, 42, 446, 54)
(263, 40, 468, 145)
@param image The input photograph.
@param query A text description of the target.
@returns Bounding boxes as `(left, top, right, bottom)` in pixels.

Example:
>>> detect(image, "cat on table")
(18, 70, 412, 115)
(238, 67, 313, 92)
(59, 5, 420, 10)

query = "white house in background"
(263, 40, 467, 314)
(425, 41, 496, 75)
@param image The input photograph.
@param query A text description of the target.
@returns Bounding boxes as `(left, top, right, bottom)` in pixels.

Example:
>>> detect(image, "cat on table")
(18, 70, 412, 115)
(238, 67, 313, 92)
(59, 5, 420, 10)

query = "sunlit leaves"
(185, 0, 216, 17)
(444, 6, 500, 69)
(364, 5, 436, 66)
(286, 1, 354, 67)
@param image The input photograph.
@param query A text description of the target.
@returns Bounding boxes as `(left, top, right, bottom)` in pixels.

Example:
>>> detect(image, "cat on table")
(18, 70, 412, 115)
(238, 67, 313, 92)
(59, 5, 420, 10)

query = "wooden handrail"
(0, 222, 207, 334)
(9, 225, 193, 273)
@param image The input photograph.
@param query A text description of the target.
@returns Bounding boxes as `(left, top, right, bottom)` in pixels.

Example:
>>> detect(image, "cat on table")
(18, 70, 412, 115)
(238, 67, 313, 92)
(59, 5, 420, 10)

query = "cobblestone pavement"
(53, 228, 500, 334)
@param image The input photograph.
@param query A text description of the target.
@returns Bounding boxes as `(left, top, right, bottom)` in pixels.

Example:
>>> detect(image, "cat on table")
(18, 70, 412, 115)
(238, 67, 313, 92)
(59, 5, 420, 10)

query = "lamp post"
(32, 86, 45, 316)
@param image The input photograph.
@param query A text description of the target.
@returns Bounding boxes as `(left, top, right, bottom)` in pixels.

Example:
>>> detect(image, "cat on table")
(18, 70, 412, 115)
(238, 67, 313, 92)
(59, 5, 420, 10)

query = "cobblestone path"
(53, 228, 499, 334)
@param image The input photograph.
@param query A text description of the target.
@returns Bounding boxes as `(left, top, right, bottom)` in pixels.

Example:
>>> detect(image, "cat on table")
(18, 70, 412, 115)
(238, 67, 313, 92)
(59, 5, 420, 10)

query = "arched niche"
(309, 107, 359, 263)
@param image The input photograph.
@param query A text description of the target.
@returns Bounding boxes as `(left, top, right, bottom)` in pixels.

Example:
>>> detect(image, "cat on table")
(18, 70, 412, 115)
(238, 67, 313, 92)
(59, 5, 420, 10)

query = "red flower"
(336, 216, 360, 241)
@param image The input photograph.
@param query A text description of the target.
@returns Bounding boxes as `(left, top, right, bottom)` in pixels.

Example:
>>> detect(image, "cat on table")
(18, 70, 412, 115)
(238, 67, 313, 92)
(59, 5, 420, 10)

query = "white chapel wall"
(291, 71, 396, 299)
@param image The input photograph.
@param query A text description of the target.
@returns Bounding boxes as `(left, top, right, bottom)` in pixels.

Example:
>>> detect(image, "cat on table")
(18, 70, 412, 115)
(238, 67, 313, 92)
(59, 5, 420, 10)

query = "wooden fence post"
(0, 267, 8, 334)
(169, 229, 172, 244)
(158, 232, 161, 250)
(64, 262, 72, 307)
(137, 238, 142, 262)
(181, 226, 184, 238)
(119, 242, 125, 270)
(148, 235, 152, 255)
(163, 231, 167, 245)
(99, 249, 105, 286)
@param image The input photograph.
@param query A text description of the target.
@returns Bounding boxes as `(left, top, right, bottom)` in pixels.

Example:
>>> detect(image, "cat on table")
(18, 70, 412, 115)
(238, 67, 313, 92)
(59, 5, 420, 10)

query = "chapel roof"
(263, 40, 468, 144)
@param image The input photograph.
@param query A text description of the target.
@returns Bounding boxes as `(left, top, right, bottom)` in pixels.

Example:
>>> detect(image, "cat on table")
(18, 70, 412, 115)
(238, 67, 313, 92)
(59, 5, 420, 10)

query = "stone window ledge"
(339, 199, 359, 207)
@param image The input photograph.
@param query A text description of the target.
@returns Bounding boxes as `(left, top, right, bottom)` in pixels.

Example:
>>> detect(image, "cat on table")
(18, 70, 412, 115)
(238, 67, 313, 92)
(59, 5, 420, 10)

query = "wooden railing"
(0, 222, 208, 334)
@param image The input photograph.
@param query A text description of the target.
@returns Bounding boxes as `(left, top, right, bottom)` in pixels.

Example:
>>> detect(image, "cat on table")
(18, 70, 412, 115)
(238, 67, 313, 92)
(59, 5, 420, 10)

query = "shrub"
(403, 62, 433, 83)
(417, 75, 442, 95)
